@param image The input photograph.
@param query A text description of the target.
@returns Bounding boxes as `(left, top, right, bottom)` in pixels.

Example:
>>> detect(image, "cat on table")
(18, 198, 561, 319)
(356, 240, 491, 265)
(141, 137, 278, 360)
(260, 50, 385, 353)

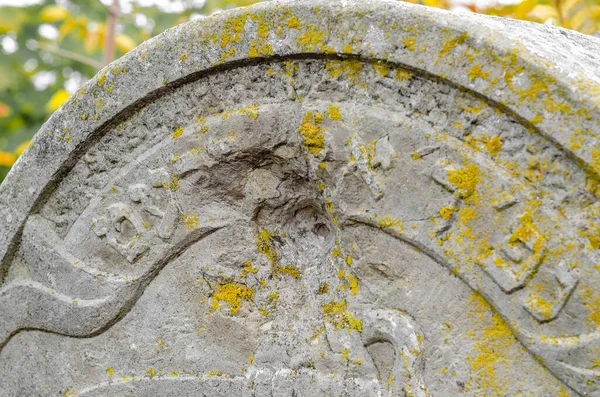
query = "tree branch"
(36, 41, 103, 70)
(103, 0, 120, 66)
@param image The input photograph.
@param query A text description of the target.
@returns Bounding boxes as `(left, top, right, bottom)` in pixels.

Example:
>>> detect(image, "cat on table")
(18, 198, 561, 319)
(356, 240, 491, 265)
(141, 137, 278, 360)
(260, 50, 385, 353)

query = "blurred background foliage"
(0, 0, 599, 182)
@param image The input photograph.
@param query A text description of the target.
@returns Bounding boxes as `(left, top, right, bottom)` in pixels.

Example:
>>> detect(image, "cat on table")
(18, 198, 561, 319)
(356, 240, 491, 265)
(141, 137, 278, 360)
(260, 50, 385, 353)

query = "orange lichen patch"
(438, 32, 468, 58)
(439, 206, 458, 220)
(581, 284, 600, 327)
(466, 293, 517, 394)
(402, 37, 416, 51)
(298, 110, 325, 155)
(172, 127, 184, 140)
(182, 213, 200, 230)
(467, 65, 490, 81)
(210, 282, 254, 315)
(373, 61, 391, 77)
(448, 163, 480, 200)
(322, 299, 363, 332)
(326, 104, 342, 120)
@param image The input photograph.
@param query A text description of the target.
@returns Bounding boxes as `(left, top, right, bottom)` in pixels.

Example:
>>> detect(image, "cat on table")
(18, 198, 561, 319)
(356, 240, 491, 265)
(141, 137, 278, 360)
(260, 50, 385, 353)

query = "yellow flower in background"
(0, 101, 10, 118)
(0, 151, 16, 167)
(39, 6, 71, 23)
(115, 34, 137, 54)
(15, 141, 31, 156)
(47, 89, 70, 112)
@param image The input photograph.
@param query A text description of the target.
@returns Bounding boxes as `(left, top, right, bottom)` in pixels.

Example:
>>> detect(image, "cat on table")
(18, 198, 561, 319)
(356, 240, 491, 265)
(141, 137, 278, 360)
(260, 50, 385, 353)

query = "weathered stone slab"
(1, 0, 600, 395)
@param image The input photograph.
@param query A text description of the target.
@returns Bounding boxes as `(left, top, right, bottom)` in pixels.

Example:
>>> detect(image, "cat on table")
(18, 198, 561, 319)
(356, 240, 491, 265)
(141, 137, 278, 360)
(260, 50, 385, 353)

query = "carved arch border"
(2, 0, 599, 271)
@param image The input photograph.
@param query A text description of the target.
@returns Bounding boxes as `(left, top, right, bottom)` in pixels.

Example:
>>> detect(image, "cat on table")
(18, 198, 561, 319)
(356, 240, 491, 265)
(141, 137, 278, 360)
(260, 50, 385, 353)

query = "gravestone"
(1, 0, 600, 395)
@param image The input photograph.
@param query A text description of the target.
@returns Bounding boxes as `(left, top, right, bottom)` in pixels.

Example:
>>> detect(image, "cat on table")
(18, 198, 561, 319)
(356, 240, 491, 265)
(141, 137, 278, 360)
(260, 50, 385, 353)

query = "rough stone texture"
(1, 0, 600, 395)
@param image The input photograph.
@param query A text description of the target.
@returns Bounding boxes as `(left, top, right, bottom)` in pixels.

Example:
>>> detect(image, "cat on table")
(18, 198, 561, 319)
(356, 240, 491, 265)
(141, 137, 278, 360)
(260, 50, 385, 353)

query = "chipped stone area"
(1, 1, 600, 396)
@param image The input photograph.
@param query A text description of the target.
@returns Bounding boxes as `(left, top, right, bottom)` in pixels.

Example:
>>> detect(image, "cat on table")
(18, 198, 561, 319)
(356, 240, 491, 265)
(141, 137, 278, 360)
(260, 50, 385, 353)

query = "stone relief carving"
(1, 1, 599, 396)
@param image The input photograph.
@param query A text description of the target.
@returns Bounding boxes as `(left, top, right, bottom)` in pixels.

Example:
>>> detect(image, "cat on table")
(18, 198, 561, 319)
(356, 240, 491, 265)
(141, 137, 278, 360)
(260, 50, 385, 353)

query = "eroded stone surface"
(1, 1, 600, 396)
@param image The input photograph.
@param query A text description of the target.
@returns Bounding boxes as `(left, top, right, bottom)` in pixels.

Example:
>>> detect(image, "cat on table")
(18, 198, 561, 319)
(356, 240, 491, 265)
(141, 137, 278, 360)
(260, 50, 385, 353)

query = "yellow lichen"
(325, 59, 363, 85)
(317, 283, 329, 294)
(439, 206, 458, 220)
(297, 24, 324, 51)
(465, 293, 517, 394)
(298, 110, 325, 155)
(287, 15, 299, 28)
(347, 275, 359, 296)
(240, 261, 258, 277)
(376, 216, 404, 234)
(258, 307, 269, 316)
(373, 62, 391, 77)
(484, 135, 503, 156)
(448, 163, 480, 199)
(322, 299, 363, 332)
(438, 33, 468, 58)
(402, 37, 416, 51)
(467, 65, 490, 81)
(525, 291, 554, 320)
(278, 264, 301, 279)
(172, 127, 184, 140)
(326, 104, 342, 120)
(220, 14, 248, 48)
(211, 282, 254, 315)
(256, 229, 279, 267)
(581, 284, 600, 327)
(182, 213, 200, 230)
(107, 368, 114, 377)
(98, 69, 108, 88)
(395, 68, 410, 82)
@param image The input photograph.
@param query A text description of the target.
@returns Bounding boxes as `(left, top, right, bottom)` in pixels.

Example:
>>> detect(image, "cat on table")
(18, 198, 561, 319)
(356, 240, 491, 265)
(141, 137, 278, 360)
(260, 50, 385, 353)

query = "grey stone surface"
(1, 0, 600, 395)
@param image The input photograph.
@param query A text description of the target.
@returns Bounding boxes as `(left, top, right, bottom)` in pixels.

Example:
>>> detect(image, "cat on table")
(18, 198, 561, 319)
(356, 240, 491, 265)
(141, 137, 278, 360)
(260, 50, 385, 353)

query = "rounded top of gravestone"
(1, 1, 599, 396)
